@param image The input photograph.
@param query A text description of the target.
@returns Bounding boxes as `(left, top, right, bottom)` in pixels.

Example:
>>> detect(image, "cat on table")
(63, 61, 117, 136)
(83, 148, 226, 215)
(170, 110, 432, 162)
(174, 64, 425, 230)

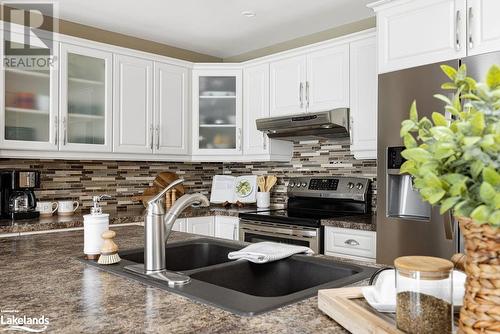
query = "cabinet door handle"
(299, 82, 304, 108)
(54, 115, 58, 145)
(237, 128, 242, 151)
(305, 81, 310, 109)
(468, 6, 473, 49)
(455, 10, 461, 51)
(233, 224, 237, 240)
(150, 124, 154, 150)
(349, 114, 354, 145)
(63, 117, 67, 145)
(155, 126, 160, 150)
(263, 132, 267, 150)
(344, 239, 360, 246)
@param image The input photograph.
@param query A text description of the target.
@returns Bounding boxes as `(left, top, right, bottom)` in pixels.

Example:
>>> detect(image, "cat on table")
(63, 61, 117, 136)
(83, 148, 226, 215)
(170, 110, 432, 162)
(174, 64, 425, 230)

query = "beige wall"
(223, 17, 376, 62)
(2, 5, 221, 62)
(57, 19, 221, 63)
(3, 4, 374, 63)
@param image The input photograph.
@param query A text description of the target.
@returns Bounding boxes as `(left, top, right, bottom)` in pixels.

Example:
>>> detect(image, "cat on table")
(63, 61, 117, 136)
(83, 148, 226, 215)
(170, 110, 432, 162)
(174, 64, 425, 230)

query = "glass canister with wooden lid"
(394, 256, 454, 334)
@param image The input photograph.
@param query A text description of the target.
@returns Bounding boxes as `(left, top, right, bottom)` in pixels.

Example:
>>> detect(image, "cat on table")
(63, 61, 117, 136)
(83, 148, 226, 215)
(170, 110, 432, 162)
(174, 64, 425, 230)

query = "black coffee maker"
(0, 170, 40, 220)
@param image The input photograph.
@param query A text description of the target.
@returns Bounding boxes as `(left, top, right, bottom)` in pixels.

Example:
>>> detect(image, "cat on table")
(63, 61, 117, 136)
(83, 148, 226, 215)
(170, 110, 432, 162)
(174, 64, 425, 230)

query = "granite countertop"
(1, 206, 376, 235)
(321, 214, 376, 232)
(0, 225, 376, 333)
(0, 205, 263, 235)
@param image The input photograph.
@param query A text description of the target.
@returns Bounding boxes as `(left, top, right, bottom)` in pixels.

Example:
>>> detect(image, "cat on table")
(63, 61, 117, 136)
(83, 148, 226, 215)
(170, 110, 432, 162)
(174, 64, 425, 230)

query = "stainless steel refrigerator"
(377, 51, 500, 265)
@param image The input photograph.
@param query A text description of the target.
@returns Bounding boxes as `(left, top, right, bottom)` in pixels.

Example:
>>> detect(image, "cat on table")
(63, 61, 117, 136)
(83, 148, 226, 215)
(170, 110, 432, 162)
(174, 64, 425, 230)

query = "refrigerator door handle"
(455, 10, 461, 51)
(443, 210, 455, 240)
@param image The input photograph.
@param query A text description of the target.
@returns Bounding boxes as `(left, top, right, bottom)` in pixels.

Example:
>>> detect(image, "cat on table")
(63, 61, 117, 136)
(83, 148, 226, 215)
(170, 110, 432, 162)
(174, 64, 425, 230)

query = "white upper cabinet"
(270, 56, 307, 116)
(243, 63, 293, 159)
(371, 0, 467, 73)
(192, 68, 243, 156)
(154, 62, 189, 155)
(0, 30, 59, 151)
(243, 63, 270, 155)
(306, 44, 349, 112)
(270, 44, 349, 116)
(350, 36, 377, 160)
(467, 0, 500, 56)
(59, 43, 112, 152)
(370, 0, 500, 73)
(113, 54, 154, 154)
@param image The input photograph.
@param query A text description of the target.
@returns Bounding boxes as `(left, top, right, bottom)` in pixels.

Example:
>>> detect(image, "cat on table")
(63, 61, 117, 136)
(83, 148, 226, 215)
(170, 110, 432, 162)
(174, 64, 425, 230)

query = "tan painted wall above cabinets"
(224, 17, 375, 62)
(58, 20, 221, 63)
(1, 5, 220, 63)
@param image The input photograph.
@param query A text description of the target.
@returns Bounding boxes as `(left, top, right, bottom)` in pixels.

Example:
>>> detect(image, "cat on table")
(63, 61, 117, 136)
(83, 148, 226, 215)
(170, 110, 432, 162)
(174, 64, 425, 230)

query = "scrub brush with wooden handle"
(97, 230, 121, 265)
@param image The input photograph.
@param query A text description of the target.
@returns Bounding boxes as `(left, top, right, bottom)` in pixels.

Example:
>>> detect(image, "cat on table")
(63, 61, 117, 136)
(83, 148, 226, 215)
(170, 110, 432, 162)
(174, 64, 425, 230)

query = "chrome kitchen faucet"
(124, 178, 210, 286)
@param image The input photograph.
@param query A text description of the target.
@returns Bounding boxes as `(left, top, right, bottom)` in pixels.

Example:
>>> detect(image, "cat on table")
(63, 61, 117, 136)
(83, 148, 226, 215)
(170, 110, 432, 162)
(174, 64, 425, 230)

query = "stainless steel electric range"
(239, 176, 371, 254)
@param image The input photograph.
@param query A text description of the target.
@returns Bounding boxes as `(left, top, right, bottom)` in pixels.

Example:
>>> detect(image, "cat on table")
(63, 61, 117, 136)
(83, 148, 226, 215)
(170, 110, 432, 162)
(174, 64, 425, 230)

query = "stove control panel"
(287, 177, 370, 201)
(309, 178, 339, 190)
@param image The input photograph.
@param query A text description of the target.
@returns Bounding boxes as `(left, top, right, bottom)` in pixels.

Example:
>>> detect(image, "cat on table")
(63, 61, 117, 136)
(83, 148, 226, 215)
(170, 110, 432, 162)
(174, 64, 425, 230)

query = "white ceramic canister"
(83, 213, 109, 259)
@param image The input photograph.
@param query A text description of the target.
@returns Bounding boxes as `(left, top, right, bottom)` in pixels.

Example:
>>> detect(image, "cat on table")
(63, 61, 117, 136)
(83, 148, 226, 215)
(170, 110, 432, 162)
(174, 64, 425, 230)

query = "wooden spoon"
(265, 175, 277, 192)
(257, 176, 266, 192)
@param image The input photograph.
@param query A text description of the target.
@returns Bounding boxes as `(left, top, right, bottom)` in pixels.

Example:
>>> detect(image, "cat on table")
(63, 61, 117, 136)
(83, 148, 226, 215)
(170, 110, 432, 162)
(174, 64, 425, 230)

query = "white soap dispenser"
(83, 195, 111, 260)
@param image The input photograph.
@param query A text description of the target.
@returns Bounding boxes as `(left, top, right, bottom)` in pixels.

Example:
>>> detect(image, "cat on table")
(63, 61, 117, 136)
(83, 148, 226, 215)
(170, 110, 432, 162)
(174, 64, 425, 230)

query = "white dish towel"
(228, 242, 314, 264)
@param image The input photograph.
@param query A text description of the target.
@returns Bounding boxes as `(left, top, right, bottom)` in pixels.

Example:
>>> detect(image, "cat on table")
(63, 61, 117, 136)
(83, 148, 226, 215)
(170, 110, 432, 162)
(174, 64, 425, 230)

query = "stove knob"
(356, 183, 364, 190)
(301, 182, 307, 188)
(289, 181, 295, 188)
(296, 183, 301, 188)
(347, 182, 355, 189)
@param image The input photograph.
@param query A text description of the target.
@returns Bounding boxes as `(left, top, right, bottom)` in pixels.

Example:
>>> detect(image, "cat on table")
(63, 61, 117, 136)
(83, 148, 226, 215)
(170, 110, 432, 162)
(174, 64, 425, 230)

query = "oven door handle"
(239, 222, 318, 238)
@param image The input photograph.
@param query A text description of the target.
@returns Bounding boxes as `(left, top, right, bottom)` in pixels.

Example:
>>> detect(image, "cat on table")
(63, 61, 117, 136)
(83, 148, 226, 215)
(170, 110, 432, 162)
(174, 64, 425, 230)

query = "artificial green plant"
(400, 64, 500, 226)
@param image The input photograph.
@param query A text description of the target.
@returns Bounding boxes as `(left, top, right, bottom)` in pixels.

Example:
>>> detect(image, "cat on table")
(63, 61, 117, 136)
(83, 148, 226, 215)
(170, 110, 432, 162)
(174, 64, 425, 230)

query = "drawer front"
(325, 227, 376, 259)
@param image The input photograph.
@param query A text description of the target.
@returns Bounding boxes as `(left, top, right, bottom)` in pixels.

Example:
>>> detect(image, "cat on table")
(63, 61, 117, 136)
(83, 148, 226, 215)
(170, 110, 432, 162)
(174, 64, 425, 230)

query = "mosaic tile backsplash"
(0, 139, 377, 212)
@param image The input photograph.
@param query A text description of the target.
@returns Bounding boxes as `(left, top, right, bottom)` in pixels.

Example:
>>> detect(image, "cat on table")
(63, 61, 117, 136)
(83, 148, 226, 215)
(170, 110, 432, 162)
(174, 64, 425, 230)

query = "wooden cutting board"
(131, 172, 185, 207)
(318, 287, 404, 334)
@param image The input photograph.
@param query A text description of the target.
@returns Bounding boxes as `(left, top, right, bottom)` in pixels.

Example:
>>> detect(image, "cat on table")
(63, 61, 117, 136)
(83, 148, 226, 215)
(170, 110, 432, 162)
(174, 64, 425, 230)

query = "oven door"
(239, 219, 322, 254)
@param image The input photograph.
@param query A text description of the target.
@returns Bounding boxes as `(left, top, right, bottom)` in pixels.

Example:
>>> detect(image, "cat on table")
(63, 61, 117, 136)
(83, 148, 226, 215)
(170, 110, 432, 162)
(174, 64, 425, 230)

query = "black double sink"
(82, 238, 376, 316)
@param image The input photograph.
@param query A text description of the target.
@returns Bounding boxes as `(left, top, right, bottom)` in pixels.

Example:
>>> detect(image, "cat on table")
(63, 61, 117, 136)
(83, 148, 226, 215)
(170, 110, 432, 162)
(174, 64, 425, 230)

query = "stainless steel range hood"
(256, 108, 350, 141)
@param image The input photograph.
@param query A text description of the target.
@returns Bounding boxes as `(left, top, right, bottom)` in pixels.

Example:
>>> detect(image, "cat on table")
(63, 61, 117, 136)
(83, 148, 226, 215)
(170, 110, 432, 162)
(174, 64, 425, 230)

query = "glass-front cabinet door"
(0, 30, 59, 150)
(59, 43, 112, 152)
(192, 69, 242, 155)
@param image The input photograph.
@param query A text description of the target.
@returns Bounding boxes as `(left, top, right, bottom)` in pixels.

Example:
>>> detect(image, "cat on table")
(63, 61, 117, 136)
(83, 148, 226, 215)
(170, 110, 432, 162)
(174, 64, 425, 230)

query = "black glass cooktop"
(239, 209, 357, 228)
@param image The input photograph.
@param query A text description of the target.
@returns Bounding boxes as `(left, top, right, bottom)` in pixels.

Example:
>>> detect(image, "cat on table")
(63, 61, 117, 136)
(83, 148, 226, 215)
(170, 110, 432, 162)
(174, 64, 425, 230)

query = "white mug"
(36, 201, 58, 216)
(58, 200, 79, 216)
(256, 192, 271, 208)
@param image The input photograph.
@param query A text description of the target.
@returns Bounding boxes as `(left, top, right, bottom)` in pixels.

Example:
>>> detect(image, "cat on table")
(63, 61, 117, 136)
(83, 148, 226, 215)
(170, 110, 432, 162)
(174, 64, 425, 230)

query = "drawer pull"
(344, 239, 360, 246)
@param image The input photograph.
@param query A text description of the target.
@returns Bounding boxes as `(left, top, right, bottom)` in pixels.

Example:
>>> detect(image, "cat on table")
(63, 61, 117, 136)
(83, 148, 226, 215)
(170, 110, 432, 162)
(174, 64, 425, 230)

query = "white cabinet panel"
(243, 63, 269, 155)
(113, 54, 153, 154)
(350, 37, 377, 160)
(306, 44, 349, 112)
(0, 31, 59, 151)
(325, 226, 376, 260)
(59, 43, 112, 152)
(215, 216, 239, 240)
(172, 218, 187, 232)
(375, 0, 466, 73)
(467, 0, 500, 56)
(192, 69, 243, 156)
(270, 56, 306, 116)
(186, 216, 214, 236)
(154, 62, 189, 155)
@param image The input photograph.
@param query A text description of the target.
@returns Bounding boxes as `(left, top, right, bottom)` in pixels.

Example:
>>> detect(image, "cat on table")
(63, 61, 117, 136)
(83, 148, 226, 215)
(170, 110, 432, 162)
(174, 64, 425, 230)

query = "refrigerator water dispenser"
(386, 147, 430, 221)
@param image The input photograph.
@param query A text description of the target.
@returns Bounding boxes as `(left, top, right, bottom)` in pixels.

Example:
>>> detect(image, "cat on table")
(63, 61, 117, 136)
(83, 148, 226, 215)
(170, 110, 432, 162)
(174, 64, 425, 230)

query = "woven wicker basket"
(458, 217, 500, 334)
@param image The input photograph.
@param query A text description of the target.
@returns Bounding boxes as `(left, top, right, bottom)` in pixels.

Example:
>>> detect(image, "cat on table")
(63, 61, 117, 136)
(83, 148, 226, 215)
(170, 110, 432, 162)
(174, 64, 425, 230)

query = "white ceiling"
(56, 0, 374, 59)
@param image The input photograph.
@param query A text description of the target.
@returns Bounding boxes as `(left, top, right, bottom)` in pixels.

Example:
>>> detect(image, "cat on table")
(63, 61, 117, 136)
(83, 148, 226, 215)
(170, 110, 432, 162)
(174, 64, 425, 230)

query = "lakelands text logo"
(1, 310, 49, 332)
(2, 1, 58, 70)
